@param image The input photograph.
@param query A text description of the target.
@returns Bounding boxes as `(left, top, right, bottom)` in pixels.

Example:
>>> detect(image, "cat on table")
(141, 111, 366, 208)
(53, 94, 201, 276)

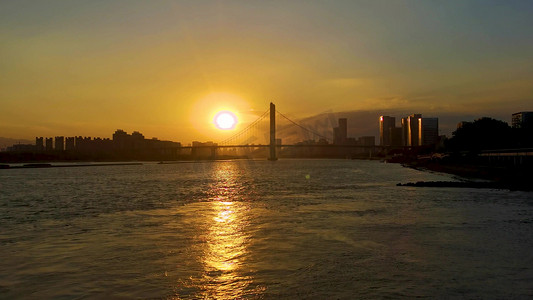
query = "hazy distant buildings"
(358, 136, 375, 147)
(333, 118, 348, 144)
(512, 111, 533, 129)
(110, 129, 180, 159)
(10, 130, 182, 160)
(191, 141, 217, 159)
(333, 117, 372, 146)
(6, 144, 34, 152)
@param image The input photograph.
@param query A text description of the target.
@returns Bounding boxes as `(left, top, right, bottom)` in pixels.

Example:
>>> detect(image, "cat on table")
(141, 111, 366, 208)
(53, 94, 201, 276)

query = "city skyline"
(2, 1, 533, 143)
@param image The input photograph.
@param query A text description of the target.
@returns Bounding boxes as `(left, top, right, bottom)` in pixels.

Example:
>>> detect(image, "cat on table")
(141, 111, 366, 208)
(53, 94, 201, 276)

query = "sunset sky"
(1, 0, 533, 143)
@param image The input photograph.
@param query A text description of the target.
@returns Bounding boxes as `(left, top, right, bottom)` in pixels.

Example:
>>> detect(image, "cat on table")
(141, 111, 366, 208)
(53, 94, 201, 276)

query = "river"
(1, 159, 532, 299)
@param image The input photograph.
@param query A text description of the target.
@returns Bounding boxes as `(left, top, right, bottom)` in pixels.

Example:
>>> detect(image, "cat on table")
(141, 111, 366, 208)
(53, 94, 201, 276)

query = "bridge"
(180, 103, 383, 160)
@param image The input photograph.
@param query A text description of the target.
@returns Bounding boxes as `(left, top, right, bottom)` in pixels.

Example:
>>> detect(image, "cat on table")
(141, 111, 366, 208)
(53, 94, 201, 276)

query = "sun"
(214, 111, 238, 130)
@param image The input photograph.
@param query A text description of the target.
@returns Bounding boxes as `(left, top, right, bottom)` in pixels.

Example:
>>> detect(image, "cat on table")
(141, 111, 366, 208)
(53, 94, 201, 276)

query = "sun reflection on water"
(196, 162, 255, 299)
(207, 201, 244, 272)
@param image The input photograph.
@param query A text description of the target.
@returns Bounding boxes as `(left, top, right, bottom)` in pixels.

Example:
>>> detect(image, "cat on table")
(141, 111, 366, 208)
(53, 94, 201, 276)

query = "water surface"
(1, 159, 532, 299)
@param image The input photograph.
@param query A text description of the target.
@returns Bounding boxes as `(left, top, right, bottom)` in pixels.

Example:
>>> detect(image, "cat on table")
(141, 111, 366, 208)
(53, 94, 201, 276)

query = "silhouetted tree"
(446, 117, 515, 153)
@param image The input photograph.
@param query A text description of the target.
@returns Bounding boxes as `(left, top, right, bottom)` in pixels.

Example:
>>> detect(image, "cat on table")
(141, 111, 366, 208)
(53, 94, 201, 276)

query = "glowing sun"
(214, 111, 237, 130)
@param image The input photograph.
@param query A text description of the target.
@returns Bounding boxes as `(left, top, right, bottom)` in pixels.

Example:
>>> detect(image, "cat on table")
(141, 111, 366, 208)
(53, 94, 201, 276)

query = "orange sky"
(1, 1, 533, 143)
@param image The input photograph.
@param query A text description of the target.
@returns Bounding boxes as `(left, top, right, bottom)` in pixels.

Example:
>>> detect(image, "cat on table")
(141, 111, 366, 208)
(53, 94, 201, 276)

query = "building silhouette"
(191, 141, 217, 159)
(402, 115, 412, 146)
(378, 114, 440, 147)
(65, 137, 75, 151)
(379, 116, 395, 146)
(390, 127, 402, 146)
(512, 112, 533, 129)
(3, 130, 182, 160)
(358, 136, 375, 147)
(36, 137, 44, 152)
(418, 118, 439, 146)
(55, 136, 64, 151)
(406, 114, 422, 146)
(333, 118, 348, 144)
(45, 138, 53, 152)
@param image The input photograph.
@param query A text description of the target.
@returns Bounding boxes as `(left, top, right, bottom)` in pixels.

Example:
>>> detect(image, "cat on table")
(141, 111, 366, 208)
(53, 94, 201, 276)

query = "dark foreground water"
(1, 159, 532, 299)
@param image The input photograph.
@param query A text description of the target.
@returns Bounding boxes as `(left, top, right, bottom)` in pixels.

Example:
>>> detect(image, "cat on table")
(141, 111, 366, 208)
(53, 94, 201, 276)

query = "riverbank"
(398, 159, 533, 191)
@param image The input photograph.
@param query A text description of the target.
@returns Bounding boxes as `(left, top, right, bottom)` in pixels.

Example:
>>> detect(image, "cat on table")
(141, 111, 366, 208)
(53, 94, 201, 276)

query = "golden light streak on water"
(206, 201, 244, 272)
(195, 162, 254, 299)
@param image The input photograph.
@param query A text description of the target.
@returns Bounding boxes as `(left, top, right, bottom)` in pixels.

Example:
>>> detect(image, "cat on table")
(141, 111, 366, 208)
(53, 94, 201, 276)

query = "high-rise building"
(131, 131, 145, 140)
(45, 138, 53, 152)
(390, 127, 403, 146)
(65, 137, 75, 151)
(418, 118, 439, 146)
(112, 129, 129, 142)
(512, 112, 533, 129)
(338, 118, 347, 141)
(75, 136, 93, 152)
(407, 114, 422, 146)
(379, 116, 395, 146)
(401, 118, 409, 146)
(55, 136, 64, 151)
(334, 118, 348, 144)
(36, 137, 44, 152)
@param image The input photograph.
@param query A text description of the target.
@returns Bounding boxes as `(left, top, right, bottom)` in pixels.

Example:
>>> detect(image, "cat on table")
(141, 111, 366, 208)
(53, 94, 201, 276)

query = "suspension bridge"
(179, 103, 381, 160)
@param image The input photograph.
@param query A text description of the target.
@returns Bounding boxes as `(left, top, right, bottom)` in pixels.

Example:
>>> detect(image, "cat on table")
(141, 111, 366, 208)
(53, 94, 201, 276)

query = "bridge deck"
(180, 144, 386, 149)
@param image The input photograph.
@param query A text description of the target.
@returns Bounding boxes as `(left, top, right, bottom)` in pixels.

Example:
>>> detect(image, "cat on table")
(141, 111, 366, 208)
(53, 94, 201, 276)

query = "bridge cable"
(219, 109, 270, 145)
(276, 110, 332, 142)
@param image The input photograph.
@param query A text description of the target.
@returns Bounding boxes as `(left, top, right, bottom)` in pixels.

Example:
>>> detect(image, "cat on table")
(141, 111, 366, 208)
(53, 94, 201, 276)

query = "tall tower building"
(334, 118, 348, 144)
(55, 136, 65, 151)
(401, 118, 409, 146)
(379, 116, 395, 146)
(338, 118, 347, 142)
(45, 138, 53, 152)
(407, 114, 422, 146)
(65, 137, 75, 151)
(418, 118, 439, 146)
(112, 129, 129, 142)
(36, 137, 44, 152)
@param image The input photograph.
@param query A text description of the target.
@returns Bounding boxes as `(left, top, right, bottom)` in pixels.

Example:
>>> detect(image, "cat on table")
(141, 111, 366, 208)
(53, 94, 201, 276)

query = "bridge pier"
(268, 102, 278, 161)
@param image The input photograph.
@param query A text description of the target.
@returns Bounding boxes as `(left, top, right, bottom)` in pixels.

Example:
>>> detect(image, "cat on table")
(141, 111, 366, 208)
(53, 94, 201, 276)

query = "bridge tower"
(269, 102, 278, 161)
